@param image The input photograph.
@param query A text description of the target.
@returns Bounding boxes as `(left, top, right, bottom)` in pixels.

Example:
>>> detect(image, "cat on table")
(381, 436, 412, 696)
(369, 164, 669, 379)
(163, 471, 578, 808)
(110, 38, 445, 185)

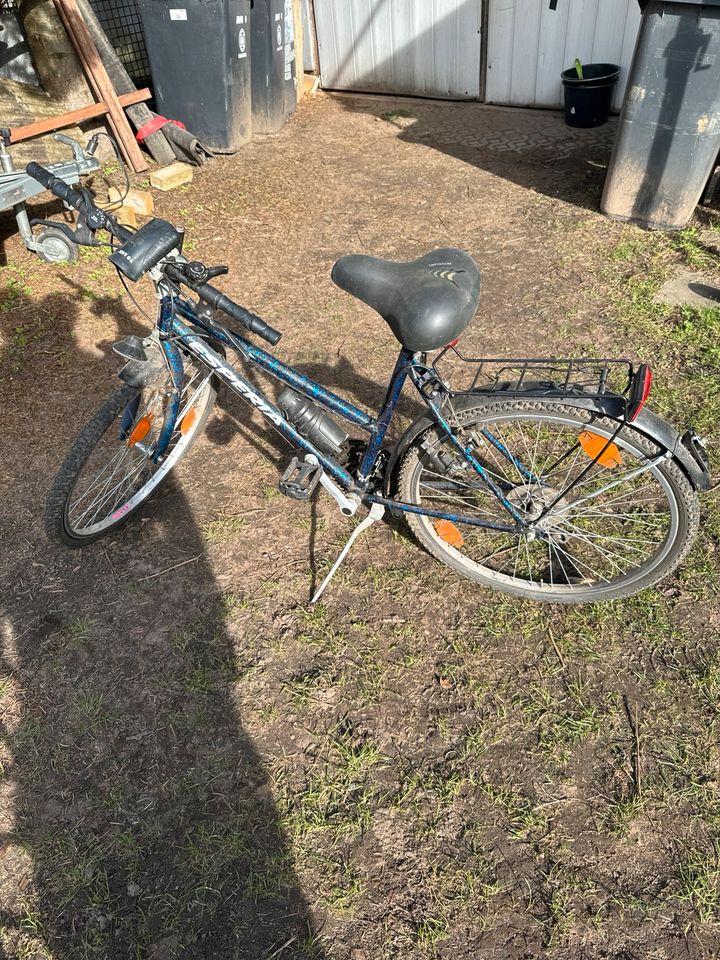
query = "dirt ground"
(2, 93, 720, 960)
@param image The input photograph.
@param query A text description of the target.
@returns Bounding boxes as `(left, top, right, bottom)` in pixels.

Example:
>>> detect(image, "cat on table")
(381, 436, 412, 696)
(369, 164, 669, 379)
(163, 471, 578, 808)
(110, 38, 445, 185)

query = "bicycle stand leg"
(311, 502, 385, 604)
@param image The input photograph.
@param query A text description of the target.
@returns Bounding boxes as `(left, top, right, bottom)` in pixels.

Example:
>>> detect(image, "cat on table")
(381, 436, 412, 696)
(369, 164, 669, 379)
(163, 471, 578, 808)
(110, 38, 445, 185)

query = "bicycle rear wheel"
(45, 354, 216, 547)
(398, 399, 700, 602)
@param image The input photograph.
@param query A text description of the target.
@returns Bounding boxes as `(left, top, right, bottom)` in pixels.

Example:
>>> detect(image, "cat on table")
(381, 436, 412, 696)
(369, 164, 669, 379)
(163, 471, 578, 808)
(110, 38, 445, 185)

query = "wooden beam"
(9, 88, 151, 144)
(52, 0, 148, 172)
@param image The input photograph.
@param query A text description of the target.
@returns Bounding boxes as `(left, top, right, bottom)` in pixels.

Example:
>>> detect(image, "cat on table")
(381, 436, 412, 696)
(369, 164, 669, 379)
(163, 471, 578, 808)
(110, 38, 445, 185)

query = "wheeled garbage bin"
(251, 0, 297, 134)
(137, 0, 252, 153)
(601, 0, 720, 230)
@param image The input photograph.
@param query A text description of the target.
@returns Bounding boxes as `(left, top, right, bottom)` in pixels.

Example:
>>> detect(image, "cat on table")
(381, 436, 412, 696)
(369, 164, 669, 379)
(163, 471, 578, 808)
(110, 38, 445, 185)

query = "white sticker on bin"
(169, 9, 187, 20)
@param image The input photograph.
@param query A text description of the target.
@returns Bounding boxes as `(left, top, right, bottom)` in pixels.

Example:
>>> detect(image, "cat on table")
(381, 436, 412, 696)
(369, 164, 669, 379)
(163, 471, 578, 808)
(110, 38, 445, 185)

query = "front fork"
(153, 298, 185, 462)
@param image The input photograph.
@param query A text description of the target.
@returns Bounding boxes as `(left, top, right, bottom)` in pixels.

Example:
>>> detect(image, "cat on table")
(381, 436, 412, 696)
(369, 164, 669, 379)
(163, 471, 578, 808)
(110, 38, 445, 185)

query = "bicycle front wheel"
(398, 399, 700, 603)
(45, 354, 216, 547)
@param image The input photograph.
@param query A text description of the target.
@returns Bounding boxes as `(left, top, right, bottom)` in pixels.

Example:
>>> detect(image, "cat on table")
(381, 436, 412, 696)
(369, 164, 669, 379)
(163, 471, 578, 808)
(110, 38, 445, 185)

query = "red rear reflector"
(629, 365, 652, 421)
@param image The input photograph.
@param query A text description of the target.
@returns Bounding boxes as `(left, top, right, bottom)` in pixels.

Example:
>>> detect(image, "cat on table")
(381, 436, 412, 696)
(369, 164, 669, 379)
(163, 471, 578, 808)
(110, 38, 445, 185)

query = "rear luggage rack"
(431, 345, 637, 403)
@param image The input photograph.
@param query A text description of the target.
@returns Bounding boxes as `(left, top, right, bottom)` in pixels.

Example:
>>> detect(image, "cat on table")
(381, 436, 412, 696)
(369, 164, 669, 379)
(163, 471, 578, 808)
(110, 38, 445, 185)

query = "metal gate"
(485, 0, 641, 112)
(313, 0, 483, 99)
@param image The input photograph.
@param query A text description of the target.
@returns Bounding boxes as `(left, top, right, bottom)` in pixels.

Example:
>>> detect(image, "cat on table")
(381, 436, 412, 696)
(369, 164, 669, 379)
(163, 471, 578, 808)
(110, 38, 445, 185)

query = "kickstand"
(311, 503, 386, 604)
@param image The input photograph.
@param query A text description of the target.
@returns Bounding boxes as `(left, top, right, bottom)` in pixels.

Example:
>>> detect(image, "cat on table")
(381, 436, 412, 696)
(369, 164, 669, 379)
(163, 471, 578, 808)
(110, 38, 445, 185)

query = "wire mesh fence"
(88, 0, 151, 90)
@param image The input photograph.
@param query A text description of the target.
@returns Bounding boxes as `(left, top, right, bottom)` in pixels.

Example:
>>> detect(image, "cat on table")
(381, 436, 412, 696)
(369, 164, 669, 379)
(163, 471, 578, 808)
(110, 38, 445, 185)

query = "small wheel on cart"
(36, 226, 78, 264)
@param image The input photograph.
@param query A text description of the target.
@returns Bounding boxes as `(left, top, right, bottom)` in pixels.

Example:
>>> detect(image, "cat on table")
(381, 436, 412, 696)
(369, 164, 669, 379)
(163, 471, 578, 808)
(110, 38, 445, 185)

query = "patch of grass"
(542, 861, 598, 943)
(217, 591, 251, 619)
(182, 822, 253, 874)
(676, 842, 720, 923)
(379, 109, 413, 126)
(415, 915, 449, 950)
(605, 795, 646, 835)
(261, 483, 281, 500)
(432, 859, 502, 915)
(673, 304, 720, 369)
(202, 513, 245, 543)
(481, 781, 548, 840)
(65, 616, 93, 645)
(283, 671, 325, 707)
(609, 240, 639, 261)
(673, 227, 716, 270)
(75, 691, 113, 731)
(296, 604, 346, 653)
(277, 730, 383, 843)
(1, 279, 33, 312)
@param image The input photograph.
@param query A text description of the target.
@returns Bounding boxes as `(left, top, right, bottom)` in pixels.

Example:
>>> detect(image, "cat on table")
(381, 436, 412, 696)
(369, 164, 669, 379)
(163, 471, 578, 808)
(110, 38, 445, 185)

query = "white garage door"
(313, 0, 483, 99)
(485, 0, 641, 112)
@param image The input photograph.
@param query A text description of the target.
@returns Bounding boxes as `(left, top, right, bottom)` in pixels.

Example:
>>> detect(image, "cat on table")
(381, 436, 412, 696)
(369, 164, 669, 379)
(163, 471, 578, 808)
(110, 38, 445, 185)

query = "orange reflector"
(578, 430, 623, 469)
(180, 407, 198, 434)
(127, 414, 153, 447)
(434, 519, 465, 548)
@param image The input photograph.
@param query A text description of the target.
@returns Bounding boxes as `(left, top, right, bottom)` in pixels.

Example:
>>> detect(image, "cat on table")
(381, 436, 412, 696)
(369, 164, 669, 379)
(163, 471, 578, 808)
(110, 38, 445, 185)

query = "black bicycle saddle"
(331, 247, 481, 352)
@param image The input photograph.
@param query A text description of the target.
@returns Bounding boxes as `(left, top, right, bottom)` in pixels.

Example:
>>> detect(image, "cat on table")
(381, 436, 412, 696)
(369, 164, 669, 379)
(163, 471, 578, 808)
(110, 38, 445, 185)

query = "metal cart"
(0, 129, 101, 263)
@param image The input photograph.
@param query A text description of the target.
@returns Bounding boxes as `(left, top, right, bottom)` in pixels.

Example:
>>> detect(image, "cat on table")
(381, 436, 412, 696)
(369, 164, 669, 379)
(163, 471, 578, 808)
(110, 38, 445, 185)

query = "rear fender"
(384, 391, 711, 495)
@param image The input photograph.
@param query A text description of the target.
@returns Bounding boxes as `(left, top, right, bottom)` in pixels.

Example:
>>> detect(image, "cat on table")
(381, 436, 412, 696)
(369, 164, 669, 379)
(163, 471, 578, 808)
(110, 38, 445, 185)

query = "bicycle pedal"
(279, 456, 322, 501)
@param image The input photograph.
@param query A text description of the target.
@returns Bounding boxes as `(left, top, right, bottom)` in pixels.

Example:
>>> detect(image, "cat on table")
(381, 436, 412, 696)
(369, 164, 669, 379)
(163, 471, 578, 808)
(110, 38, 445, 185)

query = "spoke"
(477, 539, 517, 567)
(551, 518, 641, 577)
(419, 481, 502, 520)
(85, 457, 149, 526)
(550, 457, 668, 516)
(548, 538, 611, 584)
(71, 447, 142, 524)
(70, 444, 133, 510)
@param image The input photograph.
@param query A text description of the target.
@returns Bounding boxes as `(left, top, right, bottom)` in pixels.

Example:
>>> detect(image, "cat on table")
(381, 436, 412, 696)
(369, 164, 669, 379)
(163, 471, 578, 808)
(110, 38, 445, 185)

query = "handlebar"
(26, 161, 84, 210)
(25, 161, 134, 242)
(163, 263, 282, 345)
(26, 162, 282, 346)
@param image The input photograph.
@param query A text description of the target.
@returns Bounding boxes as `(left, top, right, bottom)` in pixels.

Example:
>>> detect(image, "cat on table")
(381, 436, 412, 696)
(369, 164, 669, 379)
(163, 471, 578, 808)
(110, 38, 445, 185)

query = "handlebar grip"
(26, 162, 86, 212)
(162, 264, 282, 345)
(217, 295, 282, 346)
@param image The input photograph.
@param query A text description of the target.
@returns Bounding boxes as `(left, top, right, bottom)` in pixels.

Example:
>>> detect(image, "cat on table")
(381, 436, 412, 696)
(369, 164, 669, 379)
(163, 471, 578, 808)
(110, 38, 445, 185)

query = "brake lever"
(206, 265, 229, 279)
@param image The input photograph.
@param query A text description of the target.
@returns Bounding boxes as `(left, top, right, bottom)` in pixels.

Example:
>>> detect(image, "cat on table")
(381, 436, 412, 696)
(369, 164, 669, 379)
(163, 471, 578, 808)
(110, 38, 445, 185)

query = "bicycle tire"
(45, 364, 216, 548)
(398, 399, 700, 603)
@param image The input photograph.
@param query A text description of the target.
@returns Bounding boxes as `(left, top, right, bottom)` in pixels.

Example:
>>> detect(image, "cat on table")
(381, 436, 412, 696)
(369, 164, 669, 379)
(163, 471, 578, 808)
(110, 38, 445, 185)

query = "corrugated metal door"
(486, 0, 641, 112)
(313, 0, 482, 99)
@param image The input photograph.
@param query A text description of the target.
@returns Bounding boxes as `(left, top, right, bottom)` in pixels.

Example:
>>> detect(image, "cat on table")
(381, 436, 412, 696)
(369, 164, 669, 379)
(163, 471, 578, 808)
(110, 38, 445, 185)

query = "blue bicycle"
(29, 161, 712, 603)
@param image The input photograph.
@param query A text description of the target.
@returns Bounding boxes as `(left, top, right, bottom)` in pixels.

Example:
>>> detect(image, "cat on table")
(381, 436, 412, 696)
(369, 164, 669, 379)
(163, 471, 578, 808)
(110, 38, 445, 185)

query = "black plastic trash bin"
(602, 0, 720, 230)
(251, 0, 297, 134)
(561, 63, 620, 128)
(138, 0, 252, 153)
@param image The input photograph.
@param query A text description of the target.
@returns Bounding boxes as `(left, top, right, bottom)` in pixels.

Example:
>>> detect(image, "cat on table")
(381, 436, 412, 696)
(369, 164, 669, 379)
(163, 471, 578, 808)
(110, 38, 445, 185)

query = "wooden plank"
(53, 0, 147, 171)
(52, 0, 148, 172)
(9, 88, 151, 144)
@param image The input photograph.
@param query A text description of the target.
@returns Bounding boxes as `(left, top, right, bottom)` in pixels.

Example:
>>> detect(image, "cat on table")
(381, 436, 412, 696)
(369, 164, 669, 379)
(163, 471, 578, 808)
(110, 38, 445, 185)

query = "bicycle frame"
(154, 292, 529, 533)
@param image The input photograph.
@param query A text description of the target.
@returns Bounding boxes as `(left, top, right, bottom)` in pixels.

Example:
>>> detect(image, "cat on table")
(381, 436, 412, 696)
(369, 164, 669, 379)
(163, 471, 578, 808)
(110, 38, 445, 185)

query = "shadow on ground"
(336, 94, 617, 212)
(0, 282, 322, 958)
